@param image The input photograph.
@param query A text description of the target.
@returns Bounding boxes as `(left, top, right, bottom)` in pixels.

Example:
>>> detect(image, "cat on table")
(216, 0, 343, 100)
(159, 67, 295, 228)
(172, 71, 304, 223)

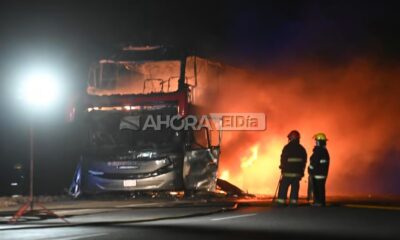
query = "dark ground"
(0, 197, 400, 240)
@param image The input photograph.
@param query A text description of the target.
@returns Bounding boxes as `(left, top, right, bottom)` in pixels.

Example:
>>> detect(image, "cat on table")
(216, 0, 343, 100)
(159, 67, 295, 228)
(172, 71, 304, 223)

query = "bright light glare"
(18, 69, 61, 108)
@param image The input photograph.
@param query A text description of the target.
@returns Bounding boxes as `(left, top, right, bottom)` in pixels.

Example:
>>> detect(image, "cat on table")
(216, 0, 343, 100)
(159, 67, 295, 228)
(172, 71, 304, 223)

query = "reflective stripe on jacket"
(280, 140, 307, 177)
(283, 173, 302, 178)
(287, 158, 304, 163)
(313, 175, 326, 179)
(309, 146, 330, 177)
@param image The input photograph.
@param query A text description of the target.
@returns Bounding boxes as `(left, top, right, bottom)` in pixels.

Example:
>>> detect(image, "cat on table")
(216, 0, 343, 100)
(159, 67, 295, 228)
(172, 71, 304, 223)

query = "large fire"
(86, 55, 400, 196)
(211, 59, 400, 196)
(221, 141, 286, 195)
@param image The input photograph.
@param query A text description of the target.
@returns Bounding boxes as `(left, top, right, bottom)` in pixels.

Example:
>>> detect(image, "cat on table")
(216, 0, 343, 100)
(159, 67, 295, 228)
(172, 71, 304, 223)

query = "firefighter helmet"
(287, 130, 301, 140)
(313, 133, 327, 141)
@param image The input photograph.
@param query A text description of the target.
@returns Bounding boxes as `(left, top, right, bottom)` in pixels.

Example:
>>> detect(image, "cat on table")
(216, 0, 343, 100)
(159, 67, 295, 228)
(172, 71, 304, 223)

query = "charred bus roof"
(102, 45, 187, 62)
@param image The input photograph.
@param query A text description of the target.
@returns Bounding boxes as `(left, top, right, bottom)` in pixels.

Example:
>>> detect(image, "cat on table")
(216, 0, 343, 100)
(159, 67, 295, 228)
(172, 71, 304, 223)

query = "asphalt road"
(1, 201, 400, 240)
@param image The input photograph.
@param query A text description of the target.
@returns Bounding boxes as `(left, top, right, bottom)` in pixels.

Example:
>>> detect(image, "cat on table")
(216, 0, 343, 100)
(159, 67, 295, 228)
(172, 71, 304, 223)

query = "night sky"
(0, 0, 399, 195)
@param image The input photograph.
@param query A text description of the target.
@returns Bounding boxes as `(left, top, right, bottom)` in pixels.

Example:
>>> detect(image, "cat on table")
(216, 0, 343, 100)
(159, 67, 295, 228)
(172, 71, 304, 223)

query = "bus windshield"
(84, 109, 184, 152)
(87, 60, 181, 95)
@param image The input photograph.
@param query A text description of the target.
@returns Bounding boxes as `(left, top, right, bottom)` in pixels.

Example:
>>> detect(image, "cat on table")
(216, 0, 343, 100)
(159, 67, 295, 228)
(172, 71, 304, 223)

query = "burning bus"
(68, 46, 222, 197)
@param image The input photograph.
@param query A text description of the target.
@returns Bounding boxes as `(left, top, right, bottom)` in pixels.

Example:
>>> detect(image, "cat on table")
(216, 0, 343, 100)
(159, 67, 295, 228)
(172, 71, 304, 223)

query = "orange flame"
(214, 59, 400, 196)
(221, 139, 285, 195)
(240, 144, 259, 168)
(219, 170, 230, 181)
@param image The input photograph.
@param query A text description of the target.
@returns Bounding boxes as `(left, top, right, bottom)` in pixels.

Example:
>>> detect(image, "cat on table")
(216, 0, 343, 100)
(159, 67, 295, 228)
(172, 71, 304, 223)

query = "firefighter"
(308, 133, 330, 206)
(276, 130, 307, 205)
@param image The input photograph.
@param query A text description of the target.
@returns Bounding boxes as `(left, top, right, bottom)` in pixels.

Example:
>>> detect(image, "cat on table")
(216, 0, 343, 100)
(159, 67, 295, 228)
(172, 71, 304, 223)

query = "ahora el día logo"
(119, 113, 266, 131)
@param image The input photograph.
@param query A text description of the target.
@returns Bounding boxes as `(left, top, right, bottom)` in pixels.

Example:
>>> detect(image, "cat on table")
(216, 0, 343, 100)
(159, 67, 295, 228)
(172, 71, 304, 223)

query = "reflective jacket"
(308, 146, 330, 178)
(280, 139, 307, 178)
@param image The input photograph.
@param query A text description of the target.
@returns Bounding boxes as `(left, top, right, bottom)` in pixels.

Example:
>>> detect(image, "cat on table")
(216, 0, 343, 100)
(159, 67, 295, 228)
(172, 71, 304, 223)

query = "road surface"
(0, 199, 399, 240)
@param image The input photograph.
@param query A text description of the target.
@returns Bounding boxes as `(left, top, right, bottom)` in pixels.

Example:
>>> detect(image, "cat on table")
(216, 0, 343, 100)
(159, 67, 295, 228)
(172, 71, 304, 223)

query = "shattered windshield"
(87, 60, 181, 95)
(85, 109, 183, 151)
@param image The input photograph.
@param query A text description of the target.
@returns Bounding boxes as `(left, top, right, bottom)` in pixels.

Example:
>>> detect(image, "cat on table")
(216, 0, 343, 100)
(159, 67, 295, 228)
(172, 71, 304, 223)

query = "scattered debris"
(216, 178, 255, 198)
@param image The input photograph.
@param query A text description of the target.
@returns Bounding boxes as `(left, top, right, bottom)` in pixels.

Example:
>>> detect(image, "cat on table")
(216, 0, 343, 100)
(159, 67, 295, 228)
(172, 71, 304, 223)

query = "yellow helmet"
(313, 133, 327, 141)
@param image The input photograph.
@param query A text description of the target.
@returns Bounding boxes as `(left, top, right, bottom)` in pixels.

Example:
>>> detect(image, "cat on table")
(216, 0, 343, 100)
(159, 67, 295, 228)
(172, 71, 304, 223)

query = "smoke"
(205, 58, 400, 196)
